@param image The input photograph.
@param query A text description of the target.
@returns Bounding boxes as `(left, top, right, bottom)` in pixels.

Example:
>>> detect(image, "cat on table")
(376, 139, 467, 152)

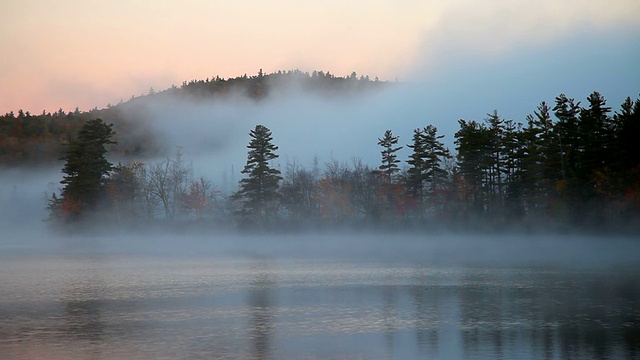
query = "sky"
(0, 0, 640, 236)
(1, 0, 639, 115)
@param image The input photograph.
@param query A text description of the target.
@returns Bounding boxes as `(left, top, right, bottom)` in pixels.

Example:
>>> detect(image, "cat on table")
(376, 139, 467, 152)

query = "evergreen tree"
(577, 91, 613, 180)
(376, 129, 404, 221)
(454, 120, 492, 222)
(377, 129, 402, 184)
(422, 125, 450, 195)
(234, 125, 282, 225)
(552, 94, 582, 222)
(485, 110, 507, 216)
(519, 101, 558, 217)
(613, 96, 640, 173)
(499, 118, 526, 220)
(612, 96, 640, 224)
(407, 125, 451, 219)
(576, 92, 614, 225)
(406, 128, 427, 205)
(534, 101, 562, 187)
(58, 118, 117, 220)
(553, 94, 581, 182)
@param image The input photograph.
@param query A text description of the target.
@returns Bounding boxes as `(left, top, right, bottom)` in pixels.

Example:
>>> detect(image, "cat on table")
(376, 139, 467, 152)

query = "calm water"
(1, 241, 639, 359)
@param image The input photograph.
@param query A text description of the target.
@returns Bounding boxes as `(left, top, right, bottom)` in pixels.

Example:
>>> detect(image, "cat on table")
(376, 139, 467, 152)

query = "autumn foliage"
(25, 74, 639, 233)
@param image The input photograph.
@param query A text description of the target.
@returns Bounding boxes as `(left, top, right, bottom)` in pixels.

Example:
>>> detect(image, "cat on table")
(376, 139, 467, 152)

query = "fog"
(2, 85, 640, 360)
(2, 226, 639, 271)
(1, 74, 639, 268)
(137, 85, 422, 185)
(1, 164, 639, 270)
(2, 5, 638, 358)
(0, 166, 60, 235)
(130, 78, 636, 189)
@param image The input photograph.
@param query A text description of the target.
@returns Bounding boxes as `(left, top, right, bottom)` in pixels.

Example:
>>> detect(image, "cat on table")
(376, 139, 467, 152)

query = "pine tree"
(406, 128, 427, 203)
(613, 97, 640, 173)
(455, 120, 492, 221)
(422, 125, 450, 195)
(553, 94, 581, 182)
(58, 118, 117, 220)
(377, 129, 402, 184)
(375, 129, 404, 220)
(577, 91, 613, 180)
(519, 102, 558, 216)
(234, 125, 282, 225)
(552, 94, 582, 222)
(576, 92, 614, 226)
(485, 110, 506, 211)
(407, 126, 451, 219)
(612, 96, 640, 224)
(501, 119, 524, 219)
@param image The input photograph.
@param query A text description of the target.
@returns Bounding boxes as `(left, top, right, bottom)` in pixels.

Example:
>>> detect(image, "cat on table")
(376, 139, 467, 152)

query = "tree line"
(0, 70, 384, 166)
(47, 90, 640, 233)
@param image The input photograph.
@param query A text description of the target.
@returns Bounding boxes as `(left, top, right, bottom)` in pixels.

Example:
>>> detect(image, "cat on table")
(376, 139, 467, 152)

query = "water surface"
(1, 236, 639, 359)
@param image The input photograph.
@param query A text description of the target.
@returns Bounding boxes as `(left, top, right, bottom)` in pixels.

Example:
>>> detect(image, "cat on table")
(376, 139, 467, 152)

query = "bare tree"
(147, 147, 192, 219)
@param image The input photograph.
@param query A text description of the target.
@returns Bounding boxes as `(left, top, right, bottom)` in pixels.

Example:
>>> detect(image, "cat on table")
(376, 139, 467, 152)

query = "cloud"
(394, 0, 640, 137)
(411, 0, 640, 77)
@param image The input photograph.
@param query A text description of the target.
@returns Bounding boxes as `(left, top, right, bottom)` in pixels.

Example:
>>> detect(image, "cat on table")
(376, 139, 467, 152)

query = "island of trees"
(17, 71, 633, 234)
(0, 70, 637, 233)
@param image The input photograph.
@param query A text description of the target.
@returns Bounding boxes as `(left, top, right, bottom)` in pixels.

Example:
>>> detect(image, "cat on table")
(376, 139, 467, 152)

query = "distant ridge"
(0, 70, 385, 166)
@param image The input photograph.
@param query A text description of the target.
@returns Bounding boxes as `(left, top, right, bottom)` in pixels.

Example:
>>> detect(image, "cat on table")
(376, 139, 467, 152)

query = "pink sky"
(1, 0, 638, 114)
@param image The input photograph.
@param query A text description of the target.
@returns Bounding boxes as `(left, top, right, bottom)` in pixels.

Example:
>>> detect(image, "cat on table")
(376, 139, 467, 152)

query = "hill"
(0, 70, 386, 166)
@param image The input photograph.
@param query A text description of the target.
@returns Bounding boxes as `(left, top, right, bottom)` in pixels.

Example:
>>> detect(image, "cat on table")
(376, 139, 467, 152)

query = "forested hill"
(0, 70, 385, 166)
(6, 68, 639, 232)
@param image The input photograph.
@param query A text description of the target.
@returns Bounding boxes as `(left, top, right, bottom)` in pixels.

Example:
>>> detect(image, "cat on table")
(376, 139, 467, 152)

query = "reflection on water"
(61, 259, 106, 350)
(248, 260, 273, 360)
(0, 255, 638, 359)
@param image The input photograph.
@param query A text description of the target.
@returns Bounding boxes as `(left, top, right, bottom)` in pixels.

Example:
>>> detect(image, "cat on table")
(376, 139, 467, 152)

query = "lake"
(1, 234, 639, 359)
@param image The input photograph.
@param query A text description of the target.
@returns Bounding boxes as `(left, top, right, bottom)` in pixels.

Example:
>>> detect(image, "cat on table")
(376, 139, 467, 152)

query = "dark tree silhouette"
(406, 128, 428, 205)
(454, 119, 492, 222)
(234, 125, 282, 226)
(406, 126, 450, 218)
(377, 129, 402, 184)
(58, 118, 116, 220)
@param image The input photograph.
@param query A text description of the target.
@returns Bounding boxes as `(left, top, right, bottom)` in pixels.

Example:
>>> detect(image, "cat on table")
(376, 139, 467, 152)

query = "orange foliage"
(59, 197, 82, 221)
(182, 179, 214, 220)
(317, 178, 354, 221)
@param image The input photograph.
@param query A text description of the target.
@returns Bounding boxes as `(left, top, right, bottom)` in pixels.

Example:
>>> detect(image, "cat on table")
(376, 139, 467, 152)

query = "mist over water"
(1, 68, 638, 232)
(2, 0, 639, 356)
(1, 75, 639, 240)
(134, 84, 435, 185)
(0, 166, 60, 236)
(1, 236, 639, 360)
(1, 72, 639, 360)
(125, 77, 637, 194)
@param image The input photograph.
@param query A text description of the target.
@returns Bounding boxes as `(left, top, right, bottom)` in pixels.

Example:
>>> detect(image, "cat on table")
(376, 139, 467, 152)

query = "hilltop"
(0, 70, 386, 166)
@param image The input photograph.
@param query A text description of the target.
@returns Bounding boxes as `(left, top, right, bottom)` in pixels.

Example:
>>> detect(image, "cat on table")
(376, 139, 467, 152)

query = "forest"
(0, 70, 383, 166)
(2, 71, 639, 233)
